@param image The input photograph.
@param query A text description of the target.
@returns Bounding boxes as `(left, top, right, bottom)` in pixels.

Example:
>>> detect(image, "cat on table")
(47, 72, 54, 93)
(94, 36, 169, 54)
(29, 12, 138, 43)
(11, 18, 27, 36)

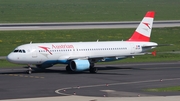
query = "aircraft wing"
(67, 55, 130, 61)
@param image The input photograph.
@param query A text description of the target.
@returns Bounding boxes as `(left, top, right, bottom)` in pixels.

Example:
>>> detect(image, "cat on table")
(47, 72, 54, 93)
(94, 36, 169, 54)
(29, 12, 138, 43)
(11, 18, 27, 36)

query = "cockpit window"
(19, 50, 22, 53)
(13, 49, 26, 53)
(14, 50, 19, 52)
(22, 50, 26, 53)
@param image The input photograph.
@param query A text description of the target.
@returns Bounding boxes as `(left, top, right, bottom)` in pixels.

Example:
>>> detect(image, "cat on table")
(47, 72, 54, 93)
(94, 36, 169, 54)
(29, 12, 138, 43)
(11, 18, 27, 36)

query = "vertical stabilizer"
(127, 11, 155, 42)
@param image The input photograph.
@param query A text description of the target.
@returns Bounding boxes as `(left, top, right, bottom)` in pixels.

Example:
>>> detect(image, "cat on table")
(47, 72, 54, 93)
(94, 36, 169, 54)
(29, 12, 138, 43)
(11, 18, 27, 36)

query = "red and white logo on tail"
(127, 11, 155, 42)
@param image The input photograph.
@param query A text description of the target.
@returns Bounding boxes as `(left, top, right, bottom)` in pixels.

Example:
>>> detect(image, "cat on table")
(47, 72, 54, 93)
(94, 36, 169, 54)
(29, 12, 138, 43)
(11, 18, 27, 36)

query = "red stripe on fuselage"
(127, 31, 150, 42)
(39, 46, 52, 55)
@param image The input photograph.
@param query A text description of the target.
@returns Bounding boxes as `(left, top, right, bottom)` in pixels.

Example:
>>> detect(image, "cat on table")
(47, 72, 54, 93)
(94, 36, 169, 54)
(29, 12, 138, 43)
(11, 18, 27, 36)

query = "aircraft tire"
(89, 67, 98, 73)
(27, 70, 32, 74)
(66, 65, 72, 72)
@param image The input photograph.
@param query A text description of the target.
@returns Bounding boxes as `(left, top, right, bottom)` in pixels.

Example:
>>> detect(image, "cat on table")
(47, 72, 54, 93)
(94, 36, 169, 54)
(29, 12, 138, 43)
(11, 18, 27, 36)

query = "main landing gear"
(89, 63, 98, 73)
(89, 67, 98, 73)
(66, 65, 72, 72)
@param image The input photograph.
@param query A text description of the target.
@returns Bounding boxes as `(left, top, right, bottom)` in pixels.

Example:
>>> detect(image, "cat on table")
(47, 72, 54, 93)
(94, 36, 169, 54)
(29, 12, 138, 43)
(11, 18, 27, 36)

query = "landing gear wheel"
(27, 70, 32, 74)
(89, 67, 98, 73)
(66, 65, 72, 72)
(27, 67, 32, 74)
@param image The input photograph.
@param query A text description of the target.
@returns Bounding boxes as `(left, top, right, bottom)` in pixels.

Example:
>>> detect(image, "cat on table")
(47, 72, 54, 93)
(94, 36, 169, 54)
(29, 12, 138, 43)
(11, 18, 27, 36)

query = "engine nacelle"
(70, 60, 90, 71)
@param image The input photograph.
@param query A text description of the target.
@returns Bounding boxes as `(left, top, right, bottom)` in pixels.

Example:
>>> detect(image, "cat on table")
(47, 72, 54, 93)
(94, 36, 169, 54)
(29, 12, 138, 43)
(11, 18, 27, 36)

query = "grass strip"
(144, 86, 180, 92)
(1, 27, 180, 67)
(0, 0, 180, 22)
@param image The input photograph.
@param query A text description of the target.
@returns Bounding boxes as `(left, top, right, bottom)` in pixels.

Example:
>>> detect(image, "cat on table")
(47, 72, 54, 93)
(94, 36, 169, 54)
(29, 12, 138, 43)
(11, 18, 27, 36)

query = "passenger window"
(19, 50, 22, 53)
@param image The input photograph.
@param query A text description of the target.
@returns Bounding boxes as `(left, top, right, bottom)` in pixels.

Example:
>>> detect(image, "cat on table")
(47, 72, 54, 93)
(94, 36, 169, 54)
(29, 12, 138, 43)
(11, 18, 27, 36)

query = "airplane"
(7, 11, 157, 74)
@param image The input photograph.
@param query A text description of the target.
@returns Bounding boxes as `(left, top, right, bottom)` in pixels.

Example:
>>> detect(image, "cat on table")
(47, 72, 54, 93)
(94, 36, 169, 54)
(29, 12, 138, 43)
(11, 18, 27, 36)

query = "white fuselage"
(7, 41, 157, 65)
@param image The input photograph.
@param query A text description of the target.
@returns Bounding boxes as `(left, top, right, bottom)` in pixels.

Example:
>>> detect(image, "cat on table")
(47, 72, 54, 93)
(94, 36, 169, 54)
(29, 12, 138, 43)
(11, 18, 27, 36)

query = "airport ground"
(1, 1, 180, 101)
(1, 61, 180, 101)
(0, 21, 180, 101)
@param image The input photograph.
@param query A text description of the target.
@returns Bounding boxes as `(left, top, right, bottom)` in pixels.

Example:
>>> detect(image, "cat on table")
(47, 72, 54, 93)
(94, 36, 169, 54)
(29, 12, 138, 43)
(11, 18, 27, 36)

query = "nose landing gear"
(26, 65, 32, 74)
(27, 67, 32, 74)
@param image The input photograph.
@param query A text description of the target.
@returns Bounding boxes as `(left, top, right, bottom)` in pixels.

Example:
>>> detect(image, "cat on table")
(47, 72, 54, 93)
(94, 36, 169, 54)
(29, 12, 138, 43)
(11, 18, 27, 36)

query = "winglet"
(127, 11, 155, 42)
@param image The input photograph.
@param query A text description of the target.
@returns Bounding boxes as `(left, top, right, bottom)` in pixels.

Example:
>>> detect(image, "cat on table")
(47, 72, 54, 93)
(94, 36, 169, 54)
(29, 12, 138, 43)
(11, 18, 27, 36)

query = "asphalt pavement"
(1, 61, 180, 101)
(0, 20, 180, 30)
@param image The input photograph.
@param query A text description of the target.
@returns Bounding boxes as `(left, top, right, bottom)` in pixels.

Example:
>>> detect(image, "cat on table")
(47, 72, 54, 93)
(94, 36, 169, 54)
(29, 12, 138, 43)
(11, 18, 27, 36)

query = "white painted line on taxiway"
(55, 77, 180, 96)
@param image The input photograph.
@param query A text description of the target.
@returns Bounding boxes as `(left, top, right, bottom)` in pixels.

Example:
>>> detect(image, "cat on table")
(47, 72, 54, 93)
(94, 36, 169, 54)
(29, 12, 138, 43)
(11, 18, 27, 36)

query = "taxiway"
(1, 61, 180, 100)
(0, 20, 180, 30)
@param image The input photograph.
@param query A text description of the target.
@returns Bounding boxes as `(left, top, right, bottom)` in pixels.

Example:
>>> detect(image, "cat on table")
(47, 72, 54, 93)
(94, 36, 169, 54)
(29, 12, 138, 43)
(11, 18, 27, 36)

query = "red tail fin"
(127, 11, 155, 42)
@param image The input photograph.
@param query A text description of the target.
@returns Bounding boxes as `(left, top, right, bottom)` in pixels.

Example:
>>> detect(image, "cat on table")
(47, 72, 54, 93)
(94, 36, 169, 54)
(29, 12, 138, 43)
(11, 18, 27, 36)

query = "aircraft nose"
(6, 53, 16, 63)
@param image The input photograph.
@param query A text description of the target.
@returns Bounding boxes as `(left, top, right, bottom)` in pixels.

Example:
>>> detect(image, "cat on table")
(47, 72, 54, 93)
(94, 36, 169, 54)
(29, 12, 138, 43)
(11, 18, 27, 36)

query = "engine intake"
(70, 60, 90, 71)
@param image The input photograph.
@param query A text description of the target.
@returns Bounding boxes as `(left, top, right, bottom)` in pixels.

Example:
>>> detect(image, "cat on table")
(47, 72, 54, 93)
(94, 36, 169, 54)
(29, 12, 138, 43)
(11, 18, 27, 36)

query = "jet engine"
(70, 60, 90, 71)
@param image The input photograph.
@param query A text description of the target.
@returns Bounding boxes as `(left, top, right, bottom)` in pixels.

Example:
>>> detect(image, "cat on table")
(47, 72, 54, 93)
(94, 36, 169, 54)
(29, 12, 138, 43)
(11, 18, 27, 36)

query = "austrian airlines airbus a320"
(7, 11, 157, 74)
